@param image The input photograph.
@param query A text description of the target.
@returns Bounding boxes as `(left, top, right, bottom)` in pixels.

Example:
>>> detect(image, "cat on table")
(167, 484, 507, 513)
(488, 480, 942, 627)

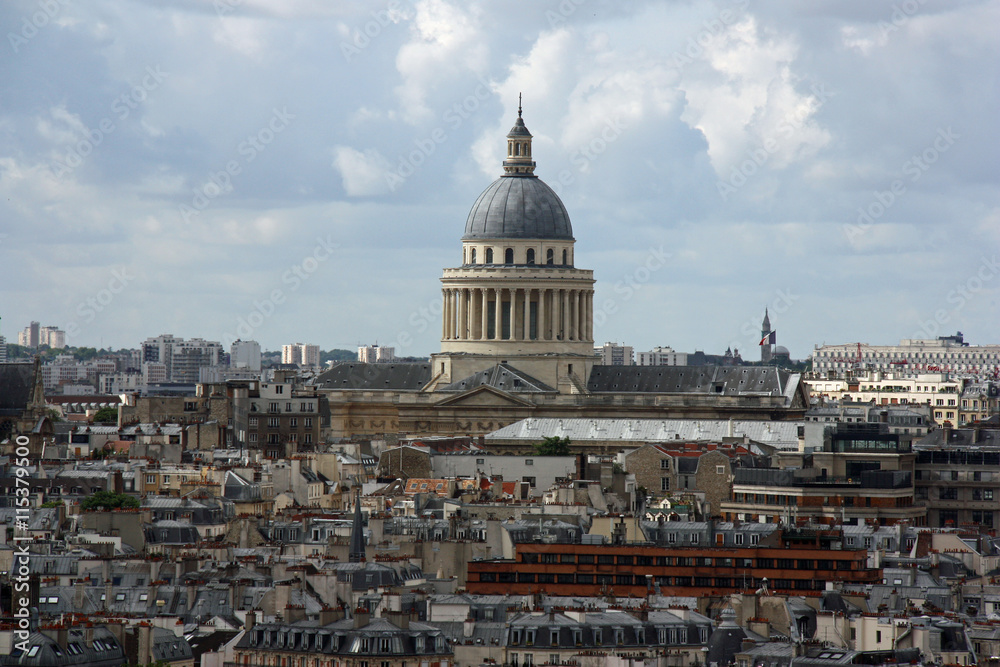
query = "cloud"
(332, 146, 392, 196)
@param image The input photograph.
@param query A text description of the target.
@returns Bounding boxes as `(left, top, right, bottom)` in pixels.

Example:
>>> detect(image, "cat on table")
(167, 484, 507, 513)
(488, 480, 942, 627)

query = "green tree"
(534, 435, 571, 456)
(92, 406, 119, 423)
(80, 491, 139, 511)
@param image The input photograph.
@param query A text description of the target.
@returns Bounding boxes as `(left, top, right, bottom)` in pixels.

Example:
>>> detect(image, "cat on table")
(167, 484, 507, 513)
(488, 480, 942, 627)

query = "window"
(269, 402, 279, 412)
(735, 533, 744, 545)
(546, 248, 554, 265)
(505, 248, 514, 264)
(660, 459, 670, 469)
(486, 248, 494, 263)
(304, 417, 313, 427)
(471, 248, 477, 263)
(268, 417, 279, 428)
(476, 458, 485, 464)
(525, 459, 533, 466)
(290, 417, 297, 427)
(146, 475, 155, 484)
(526, 249, 535, 265)
(249, 417, 258, 427)
(286, 402, 293, 411)
(661, 477, 670, 491)
(691, 533, 700, 545)
(716, 465, 725, 474)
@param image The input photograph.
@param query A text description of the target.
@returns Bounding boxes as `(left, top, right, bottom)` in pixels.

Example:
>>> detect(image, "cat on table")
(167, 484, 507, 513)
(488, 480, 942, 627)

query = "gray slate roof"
(463, 175, 574, 241)
(316, 363, 432, 391)
(439, 363, 555, 393)
(588, 365, 799, 399)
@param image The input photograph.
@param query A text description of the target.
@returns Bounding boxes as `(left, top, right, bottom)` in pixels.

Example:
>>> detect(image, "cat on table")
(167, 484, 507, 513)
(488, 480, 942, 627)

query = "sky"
(1, 0, 998, 360)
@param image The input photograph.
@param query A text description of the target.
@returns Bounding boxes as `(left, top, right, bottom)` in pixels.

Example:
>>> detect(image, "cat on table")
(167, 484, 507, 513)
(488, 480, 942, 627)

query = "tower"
(430, 106, 596, 391)
(761, 308, 773, 363)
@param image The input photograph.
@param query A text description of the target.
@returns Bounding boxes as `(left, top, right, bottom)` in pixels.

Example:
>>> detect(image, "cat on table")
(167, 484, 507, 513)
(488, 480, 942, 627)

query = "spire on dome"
(503, 98, 535, 176)
(762, 308, 771, 332)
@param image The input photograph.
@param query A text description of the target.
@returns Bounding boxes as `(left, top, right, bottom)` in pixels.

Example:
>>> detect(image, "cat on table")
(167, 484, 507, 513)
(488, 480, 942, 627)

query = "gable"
(433, 385, 536, 408)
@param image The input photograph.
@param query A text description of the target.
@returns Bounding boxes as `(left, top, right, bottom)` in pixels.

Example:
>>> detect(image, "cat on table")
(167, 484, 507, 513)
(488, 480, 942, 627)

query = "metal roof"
(463, 175, 573, 241)
(487, 417, 802, 450)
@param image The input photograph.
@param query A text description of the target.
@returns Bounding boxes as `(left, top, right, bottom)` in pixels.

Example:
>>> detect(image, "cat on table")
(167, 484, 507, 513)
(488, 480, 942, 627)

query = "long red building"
(466, 534, 879, 598)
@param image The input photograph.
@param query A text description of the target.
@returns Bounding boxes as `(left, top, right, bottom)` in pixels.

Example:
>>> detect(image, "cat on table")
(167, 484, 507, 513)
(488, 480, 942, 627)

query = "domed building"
(315, 110, 808, 441)
(429, 108, 595, 392)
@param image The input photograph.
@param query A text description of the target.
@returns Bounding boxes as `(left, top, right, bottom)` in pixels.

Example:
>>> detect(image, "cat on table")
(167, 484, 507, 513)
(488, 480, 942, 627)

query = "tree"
(534, 435, 571, 456)
(92, 406, 119, 423)
(80, 491, 139, 511)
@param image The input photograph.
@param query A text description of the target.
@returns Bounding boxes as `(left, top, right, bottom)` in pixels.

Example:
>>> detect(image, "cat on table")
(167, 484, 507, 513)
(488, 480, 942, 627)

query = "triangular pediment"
(433, 385, 536, 408)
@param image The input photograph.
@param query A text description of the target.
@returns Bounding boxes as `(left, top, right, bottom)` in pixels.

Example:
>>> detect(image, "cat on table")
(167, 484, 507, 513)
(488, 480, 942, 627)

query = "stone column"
(493, 288, 502, 340)
(560, 290, 569, 340)
(523, 289, 531, 340)
(481, 288, 488, 340)
(458, 288, 467, 340)
(442, 289, 448, 339)
(538, 288, 547, 340)
(574, 290, 582, 342)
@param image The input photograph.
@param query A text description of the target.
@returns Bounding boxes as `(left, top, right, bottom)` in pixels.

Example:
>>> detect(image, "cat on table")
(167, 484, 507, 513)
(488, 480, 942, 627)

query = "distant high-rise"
(637, 346, 688, 366)
(357, 344, 396, 363)
(231, 339, 262, 371)
(283, 343, 320, 369)
(140, 334, 222, 382)
(596, 342, 634, 366)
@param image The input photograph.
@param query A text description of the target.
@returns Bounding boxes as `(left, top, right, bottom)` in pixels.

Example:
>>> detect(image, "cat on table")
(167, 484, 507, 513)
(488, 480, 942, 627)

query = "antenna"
(518, 93, 522, 118)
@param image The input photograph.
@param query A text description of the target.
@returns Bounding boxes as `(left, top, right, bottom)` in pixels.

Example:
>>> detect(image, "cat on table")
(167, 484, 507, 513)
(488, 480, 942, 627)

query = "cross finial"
(518, 93, 522, 118)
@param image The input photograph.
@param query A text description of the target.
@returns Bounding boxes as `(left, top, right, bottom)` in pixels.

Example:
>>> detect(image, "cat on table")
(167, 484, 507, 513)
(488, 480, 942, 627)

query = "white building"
(637, 346, 688, 366)
(811, 333, 1000, 378)
(282, 343, 320, 369)
(357, 344, 396, 363)
(596, 342, 634, 365)
(230, 339, 262, 370)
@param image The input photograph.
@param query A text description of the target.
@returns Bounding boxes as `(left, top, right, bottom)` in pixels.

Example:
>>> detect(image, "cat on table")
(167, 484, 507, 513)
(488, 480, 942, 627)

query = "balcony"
(734, 468, 912, 490)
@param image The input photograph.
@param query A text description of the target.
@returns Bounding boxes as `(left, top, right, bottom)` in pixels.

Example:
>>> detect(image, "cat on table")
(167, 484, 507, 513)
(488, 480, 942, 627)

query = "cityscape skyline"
(2, 1, 998, 358)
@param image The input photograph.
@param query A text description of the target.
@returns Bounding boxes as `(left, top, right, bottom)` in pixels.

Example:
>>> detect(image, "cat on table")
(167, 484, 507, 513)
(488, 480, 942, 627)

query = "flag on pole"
(759, 331, 776, 345)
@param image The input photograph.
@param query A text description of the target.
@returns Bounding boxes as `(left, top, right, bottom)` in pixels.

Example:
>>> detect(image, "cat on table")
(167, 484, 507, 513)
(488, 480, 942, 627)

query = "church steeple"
(762, 308, 771, 333)
(502, 94, 536, 176)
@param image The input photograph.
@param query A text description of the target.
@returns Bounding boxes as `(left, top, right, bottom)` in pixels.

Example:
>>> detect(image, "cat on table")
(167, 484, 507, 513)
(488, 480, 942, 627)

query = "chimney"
(275, 582, 291, 620)
(319, 606, 344, 625)
(286, 606, 306, 624)
(245, 610, 256, 631)
(105, 580, 113, 612)
(73, 580, 86, 609)
(354, 606, 371, 629)
(387, 609, 412, 630)
(462, 616, 474, 638)
(137, 623, 153, 666)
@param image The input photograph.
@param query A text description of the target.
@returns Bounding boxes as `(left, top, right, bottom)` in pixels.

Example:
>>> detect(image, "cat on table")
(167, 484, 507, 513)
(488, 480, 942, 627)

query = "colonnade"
(441, 287, 593, 343)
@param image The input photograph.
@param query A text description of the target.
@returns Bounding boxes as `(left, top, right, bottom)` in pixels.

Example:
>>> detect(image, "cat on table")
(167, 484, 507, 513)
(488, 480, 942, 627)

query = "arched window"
(562, 249, 568, 265)
(470, 248, 477, 264)
(485, 248, 494, 264)
(546, 248, 554, 265)
(514, 143, 520, 156)
(505, 248, 514, 264)
(526, 249, 535, 265)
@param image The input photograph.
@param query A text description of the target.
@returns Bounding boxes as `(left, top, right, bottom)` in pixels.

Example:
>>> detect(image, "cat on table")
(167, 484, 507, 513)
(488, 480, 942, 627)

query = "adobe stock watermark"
(385, 78, 491, 192)
(877, 0, 929, 40)
(550, 114, 628, 196)
(64, 267, 135, 342)
(727, 288, 799, 354)
(716, 82, 833, 201)
(50, 65, 168, 179)
(843, 127, 959, 245)
(911, 255, 999, 340)
(223, 235, 337, 346)
(669, 0, 751, 74)
(8, 0, 70, 53)
(545, 0, 590, 29)
(593, 246, 671, 327)
(340, 0, 410, 62)
(180, 107, 294, 223)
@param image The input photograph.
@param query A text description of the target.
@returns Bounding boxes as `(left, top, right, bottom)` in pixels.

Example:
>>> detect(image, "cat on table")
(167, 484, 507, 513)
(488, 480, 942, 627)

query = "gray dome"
(463, 175, 573, 240)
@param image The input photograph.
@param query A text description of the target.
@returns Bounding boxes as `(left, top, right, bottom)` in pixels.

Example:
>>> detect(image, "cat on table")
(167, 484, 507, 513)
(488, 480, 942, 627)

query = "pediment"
(433, 385, 536, 408)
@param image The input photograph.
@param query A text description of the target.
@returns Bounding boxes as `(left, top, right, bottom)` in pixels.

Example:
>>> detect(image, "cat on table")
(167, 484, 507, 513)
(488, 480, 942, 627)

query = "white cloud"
(332, 146, 392, 196)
